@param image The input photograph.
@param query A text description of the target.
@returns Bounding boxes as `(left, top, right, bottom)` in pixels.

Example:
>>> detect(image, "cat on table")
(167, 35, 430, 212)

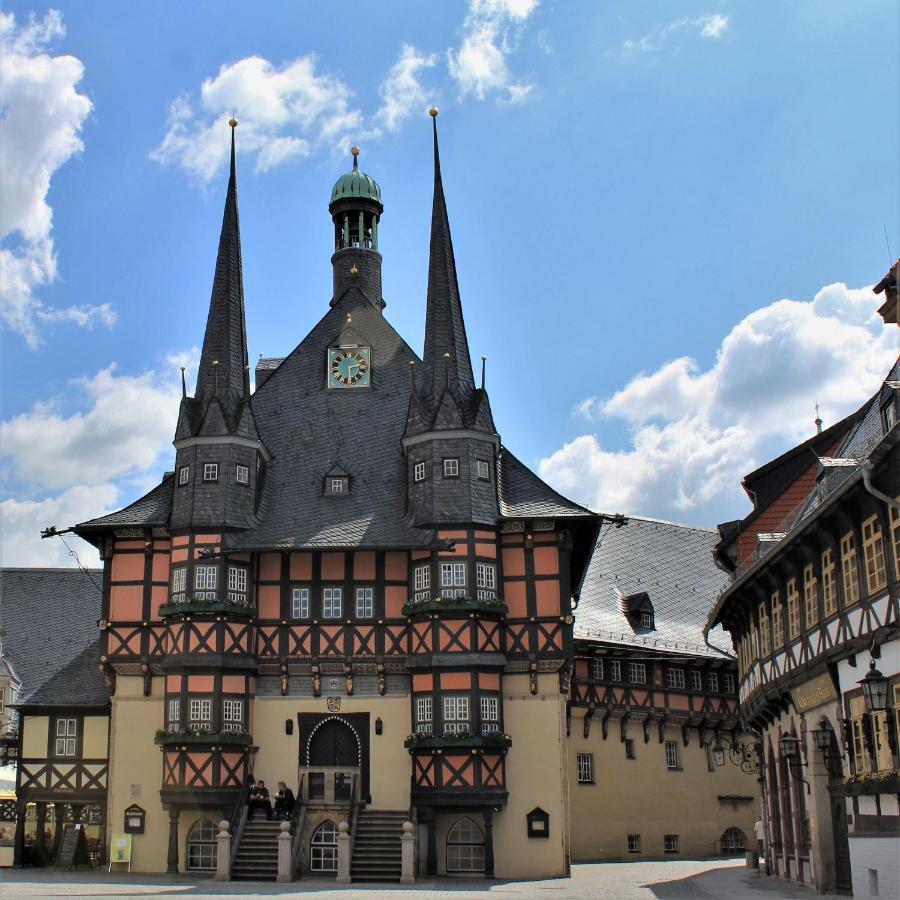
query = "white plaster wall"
(850, 836, 900, 899)
(837, 638, 899, 695)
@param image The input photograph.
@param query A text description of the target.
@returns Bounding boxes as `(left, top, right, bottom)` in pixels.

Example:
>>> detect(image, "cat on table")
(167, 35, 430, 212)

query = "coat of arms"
(326, 696, 341, 712)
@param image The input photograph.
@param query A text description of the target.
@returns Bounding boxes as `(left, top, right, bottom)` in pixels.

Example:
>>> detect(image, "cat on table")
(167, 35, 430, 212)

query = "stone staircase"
(231, 818, 281, 880)
(350, 809, 407, 882)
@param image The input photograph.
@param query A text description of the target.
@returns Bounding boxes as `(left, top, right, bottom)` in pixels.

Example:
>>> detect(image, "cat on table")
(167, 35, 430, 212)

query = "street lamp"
(811, 719, 833, 754)
(859, 659, 890, 712)
(712, 739, 726, 767)
(779, 733, 801, 761)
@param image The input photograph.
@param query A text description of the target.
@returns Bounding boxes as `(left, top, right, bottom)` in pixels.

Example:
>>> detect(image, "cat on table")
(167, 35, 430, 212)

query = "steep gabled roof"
(0, 568, 105, 707)
(577, 516, 731, 658)
(76, 474, 173, 532)
(22, 639, 108, 709)
(498, 449, 595, 519)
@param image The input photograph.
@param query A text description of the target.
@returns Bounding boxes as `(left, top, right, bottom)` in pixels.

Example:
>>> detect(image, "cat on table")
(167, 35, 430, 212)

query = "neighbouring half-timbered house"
(0, 568, 109, 868)
(708, 356, 900, 898)
(21, 114, 756, 881)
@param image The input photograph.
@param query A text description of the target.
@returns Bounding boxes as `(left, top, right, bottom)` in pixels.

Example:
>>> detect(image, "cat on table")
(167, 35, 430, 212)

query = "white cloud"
(613, 13, 730, 57)
(0, 10, 114, 347)
(150, 54, 367, 183)
(540, 282, 897, 525)
(377, 44, 438, 132)
(448, 0, 539, 102)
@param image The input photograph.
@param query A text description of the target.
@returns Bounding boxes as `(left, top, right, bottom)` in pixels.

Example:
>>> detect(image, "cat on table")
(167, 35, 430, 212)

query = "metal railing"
(227, 778, 251, 873)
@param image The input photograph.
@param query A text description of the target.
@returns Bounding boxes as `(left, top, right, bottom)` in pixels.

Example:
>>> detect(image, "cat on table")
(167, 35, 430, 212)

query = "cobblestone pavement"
(0, 859, 844, 900)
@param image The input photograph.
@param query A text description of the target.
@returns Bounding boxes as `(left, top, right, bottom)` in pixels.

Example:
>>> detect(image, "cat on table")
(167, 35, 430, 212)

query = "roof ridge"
(595, 510, 715, 533)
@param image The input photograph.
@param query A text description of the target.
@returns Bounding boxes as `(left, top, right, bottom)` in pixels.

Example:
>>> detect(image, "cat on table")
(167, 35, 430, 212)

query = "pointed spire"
(421, 107, 476, 406)
(194, 118, 250, 412)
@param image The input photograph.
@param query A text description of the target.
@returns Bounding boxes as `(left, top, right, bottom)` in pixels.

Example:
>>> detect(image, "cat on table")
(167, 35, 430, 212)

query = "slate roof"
(498, 450, 595, 519)
(0, 568, 107, 707)
(576, 516, 732, 658)
(77, 474, 173, 531)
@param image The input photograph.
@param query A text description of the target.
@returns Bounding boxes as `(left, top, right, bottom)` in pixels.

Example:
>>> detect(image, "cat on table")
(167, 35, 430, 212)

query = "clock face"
(328, 347, 371, 388)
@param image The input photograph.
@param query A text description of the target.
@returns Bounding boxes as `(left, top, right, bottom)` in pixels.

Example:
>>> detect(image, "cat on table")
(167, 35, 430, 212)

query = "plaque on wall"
(123, 804, 146, 834)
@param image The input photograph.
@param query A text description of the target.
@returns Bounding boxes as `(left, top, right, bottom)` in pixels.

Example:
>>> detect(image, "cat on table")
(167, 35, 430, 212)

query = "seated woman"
(273, 782, 296, 820)
(247, 779, 271, 820)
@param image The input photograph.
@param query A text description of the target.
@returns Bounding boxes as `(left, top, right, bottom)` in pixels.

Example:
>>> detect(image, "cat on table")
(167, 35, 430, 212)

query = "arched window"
(721, 827, 746, 853)
(187, 818, 218, 871)
(446, 817, 484, 873)
(310, 820, 339, 872)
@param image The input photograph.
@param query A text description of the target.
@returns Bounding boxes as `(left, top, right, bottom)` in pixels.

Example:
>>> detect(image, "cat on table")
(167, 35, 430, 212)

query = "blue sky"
(1, 1, 897, 567)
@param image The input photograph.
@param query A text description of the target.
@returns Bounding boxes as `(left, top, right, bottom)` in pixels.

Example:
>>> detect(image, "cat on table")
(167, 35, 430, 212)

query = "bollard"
(400, 820, 416, 885)
(336, 821, 351, 884)
(215, 820, 232, 881)
(277, 820, 292, 882)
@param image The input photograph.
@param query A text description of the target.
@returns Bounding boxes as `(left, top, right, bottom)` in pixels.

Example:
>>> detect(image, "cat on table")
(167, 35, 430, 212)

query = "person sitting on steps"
(247, 779, 271, 820)
(273, 782, 296, 820)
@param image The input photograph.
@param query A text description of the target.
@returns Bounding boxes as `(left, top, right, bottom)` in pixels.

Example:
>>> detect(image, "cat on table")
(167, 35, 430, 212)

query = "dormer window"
(331, 479, 345, 493)
(202, 463, 218, 482)
(324, 466, 349, 496)
(639, 612, 654, 630)
(620, 591, 655, 632)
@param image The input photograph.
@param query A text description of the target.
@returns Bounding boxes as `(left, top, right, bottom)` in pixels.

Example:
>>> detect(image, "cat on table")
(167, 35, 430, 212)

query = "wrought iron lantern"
(859, 659, 890, 713)
(712, 739, 726, 767)
(811, 720, 834, 754)
(779, 733, 801, 761)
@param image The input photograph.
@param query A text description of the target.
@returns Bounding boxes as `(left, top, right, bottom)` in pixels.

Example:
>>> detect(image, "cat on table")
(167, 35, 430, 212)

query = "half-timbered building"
(708, 357, 900, 897)
(13, 115, 757, 881)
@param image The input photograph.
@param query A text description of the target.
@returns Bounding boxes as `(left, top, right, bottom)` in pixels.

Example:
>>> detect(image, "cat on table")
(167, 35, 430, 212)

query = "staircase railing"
(289, 774, 305, 879)
(228, 778, 251, 872)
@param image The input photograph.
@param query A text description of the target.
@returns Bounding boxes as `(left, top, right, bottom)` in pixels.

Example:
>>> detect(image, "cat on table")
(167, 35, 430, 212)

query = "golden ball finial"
(429, 106, 439, 118)
(351, 145, 360, 157)
(228, 118, 238, 128)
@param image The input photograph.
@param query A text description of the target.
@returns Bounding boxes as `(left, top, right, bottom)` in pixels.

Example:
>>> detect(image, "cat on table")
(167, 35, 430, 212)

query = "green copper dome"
(330, 148, 382, 206)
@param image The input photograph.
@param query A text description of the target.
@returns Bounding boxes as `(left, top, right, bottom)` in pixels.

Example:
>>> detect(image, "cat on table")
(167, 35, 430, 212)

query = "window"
(664, 740, 679, 769)
(708, 672, 719, 693)
(189, 698, 212, 724)
(187, 819, 218, 871)
(862, 515, 887, 595)
(666, 668, 685, 689)
(446, 818, 484, 873)
(222, 699, 243, 728)
(355, 587, 374, 618)
(851, 717, 868, 773)
(227, 566, 247, 601)
(476, 562, 496, 600)
(639, 612, 654, 629)
(202, 462, 218, 481)
(415, 697, 433, 735)
(883, 400, 897, 432)
(476, 460, 490, 480)
(577, 753, 594, 783)
(627, 834, 641, 853)
(609, 660, 622, 682)
(664, 834, 679, 854)
(292, 587, 310, 619)
(414, 461, 426, 482)
(54, 718, 77, 757)
(178, 465, 190, 485)
(787, 578, 800, 639)
(689, 670, 703, 691)
(822, 547, 837, 616)
(443, 458, 459, 477)
(625, 738, 636, 759)
(803, 564, 819, 628)
(413, 563, 431, 601)
(195, 565, 217, 600)
(771, 590, 783, 650)
(480, 696, 499, 734)
(628, 662, 646, 684)
(758, 600, 771, 656)
(723, 673, 735, 694)
(840, 531, 860, 606)
(235, 464, 249, 484)
(440, 562, 466, 598)
(890, 501, 900, 574)
(590, 658, 604, 681)
(323, 587, 342, 619)
(310, 821, 339, 872)
(171, 567, 186, 596)
(167, 698, 180, 731)
(443, 695, 470, 735)
(330, 478, 344, 494)
(720, 827, 745, 852)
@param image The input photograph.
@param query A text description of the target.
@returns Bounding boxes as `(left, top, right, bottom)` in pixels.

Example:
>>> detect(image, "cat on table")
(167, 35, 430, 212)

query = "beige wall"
(568, 708, 757, 861)
(82, 715, 109, 758)
(106, 675, 168, 872)
(20, 716, 49, 758)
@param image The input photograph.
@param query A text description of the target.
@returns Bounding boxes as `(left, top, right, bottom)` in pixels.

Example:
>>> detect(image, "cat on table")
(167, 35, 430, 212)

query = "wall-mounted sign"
(326, 696, 341, 712)
(791, 672, 838, 713)
(526, 807, 550, 839)
(123, 804, 145, 834)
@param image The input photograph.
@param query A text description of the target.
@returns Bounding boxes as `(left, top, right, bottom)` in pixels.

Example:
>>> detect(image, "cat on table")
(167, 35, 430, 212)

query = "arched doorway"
(308, 718, 360, 767)
(720, 827, 746, 853)
(310, 820, 339, 872)
(446, 817, 485, 874)
(186, 818, 218, 871)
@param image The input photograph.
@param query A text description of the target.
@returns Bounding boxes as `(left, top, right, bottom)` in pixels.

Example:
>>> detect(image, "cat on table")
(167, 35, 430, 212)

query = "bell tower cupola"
(329, 147, 384, 310)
